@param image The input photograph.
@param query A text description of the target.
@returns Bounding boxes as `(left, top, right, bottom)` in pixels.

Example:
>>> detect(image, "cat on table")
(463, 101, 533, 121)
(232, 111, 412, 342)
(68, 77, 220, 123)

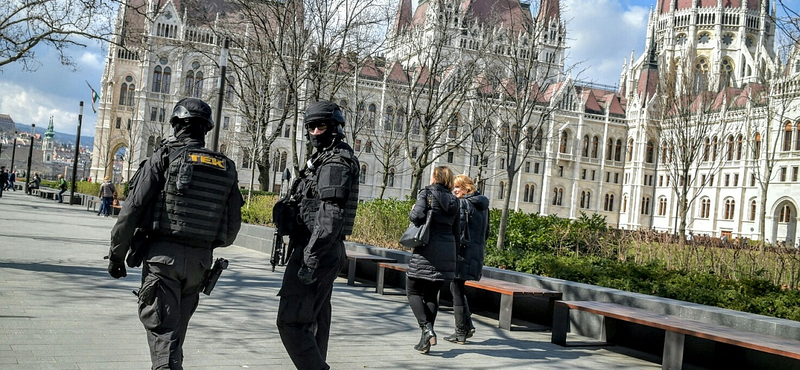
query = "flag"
(86, 81, 100, 113)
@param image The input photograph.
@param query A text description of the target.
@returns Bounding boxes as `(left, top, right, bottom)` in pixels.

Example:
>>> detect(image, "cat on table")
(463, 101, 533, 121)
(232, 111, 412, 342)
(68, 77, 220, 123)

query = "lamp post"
(69, 102, 84, 205)
(10, 131, 18, 173)
(211, 38, 229, 151)
(24, 124, 35, 194)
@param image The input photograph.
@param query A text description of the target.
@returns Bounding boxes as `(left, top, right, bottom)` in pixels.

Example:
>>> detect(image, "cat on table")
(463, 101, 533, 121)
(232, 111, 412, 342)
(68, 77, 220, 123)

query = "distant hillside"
(13, 123, 94, 149)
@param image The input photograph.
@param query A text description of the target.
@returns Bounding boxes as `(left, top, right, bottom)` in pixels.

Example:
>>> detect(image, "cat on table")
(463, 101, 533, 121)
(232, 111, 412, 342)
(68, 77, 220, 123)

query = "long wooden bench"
(344, 251, 396, 286)
(376, 262, 562, 330)
(551, 300, 800, 370)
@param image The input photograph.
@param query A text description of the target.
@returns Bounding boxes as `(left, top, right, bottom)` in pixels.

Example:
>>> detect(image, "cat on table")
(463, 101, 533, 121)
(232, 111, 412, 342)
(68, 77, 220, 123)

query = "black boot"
(415, 323, 436, 353)
(464, 304, 475, 339)
(444, 305, 468, 344)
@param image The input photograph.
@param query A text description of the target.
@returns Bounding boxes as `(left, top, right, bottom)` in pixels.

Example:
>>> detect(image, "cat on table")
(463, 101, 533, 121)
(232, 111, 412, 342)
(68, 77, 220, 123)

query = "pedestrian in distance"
(0, 167, 7, 198)
(56, 174, 68, 203)
(274, 100, 360, 370)
(406, 165, 460, 354)
(444, 174, 490, 344)
(98, 177, 116, 217)
(27, 172, 40, 195)
(6, 170, 15, 191)
(107, 98, 243, 370)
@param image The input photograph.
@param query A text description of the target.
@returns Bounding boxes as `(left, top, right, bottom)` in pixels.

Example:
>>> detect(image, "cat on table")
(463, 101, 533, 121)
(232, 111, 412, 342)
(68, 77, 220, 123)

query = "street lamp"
(10, 131, 18, 173)
(69, 101, 84, 205)
(24, 124, 35, 194)
(211, 38, 229, 151)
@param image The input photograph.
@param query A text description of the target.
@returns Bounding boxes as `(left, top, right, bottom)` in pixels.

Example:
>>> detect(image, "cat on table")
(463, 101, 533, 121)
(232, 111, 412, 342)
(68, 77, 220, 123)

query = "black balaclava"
(304, 100, 344, 150)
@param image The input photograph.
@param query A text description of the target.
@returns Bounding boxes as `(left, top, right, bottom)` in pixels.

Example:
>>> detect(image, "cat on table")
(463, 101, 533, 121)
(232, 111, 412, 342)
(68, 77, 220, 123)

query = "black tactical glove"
(108, 260, 127, 279)
(297, 265, 317, 285)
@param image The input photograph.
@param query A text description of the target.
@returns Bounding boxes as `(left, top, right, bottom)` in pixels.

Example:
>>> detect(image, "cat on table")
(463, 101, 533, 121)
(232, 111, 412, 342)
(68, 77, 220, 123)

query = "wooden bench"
(375, 262, 562, 330)
(38, 188, 59, 200)
(344, 251, 396, 286)
(551, 301, 800, 370)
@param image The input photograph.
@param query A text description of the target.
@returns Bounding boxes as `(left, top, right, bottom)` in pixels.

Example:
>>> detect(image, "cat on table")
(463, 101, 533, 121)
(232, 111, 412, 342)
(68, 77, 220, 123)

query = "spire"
(538, 0, 560, 22)
(45, 116, 55, 140)
(392, 0, 413, 35)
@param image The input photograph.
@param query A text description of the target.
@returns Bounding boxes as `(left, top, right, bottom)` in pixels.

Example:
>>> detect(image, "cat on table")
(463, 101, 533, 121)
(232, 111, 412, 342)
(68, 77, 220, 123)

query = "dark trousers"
(57, 188, 66, 203)
(406, 277, 444, 327)
(138, 241, 212, 370)
(276, 243, 343, 370)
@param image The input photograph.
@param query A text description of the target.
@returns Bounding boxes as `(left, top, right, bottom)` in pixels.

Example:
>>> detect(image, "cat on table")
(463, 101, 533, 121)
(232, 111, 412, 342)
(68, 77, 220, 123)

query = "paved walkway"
(0, 190, 662, 369)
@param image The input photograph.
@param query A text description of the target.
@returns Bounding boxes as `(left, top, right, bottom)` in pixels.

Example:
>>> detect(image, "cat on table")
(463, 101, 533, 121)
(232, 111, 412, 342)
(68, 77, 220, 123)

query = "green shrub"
(242, 194, 279, 226)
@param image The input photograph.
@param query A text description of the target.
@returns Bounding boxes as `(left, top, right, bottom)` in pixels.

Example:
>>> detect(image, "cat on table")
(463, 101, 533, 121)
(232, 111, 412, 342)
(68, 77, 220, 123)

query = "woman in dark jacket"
(444, 174, 490, 344)
(406, 165, 460, 354)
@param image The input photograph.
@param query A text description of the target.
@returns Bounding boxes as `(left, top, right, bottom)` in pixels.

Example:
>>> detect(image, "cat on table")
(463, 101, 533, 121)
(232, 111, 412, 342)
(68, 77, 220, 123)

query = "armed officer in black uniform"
(107, 98, 243, 370)
(276, 100, 360, 370)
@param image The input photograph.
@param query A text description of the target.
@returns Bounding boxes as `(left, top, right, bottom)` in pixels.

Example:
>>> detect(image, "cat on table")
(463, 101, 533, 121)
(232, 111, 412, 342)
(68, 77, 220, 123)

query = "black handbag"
(399, 194, 434, 249)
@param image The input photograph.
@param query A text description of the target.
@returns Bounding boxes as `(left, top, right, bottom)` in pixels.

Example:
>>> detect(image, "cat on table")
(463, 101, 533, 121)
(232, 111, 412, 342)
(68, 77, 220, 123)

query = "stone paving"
(0, 190, 662, 369)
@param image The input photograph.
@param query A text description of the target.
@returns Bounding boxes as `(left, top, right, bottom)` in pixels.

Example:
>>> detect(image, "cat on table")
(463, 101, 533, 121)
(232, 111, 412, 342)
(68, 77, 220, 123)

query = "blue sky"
(0, 0, 698, 137)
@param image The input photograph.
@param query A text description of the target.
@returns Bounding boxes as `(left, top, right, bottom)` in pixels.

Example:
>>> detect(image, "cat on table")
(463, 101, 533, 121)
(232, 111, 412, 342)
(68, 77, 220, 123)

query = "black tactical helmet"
(304, 100, 345, 128)
(169, 98, 214, 132)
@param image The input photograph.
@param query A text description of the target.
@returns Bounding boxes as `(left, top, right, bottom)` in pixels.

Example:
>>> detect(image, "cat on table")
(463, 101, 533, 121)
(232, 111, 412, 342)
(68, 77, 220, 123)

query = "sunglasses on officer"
(306, 121, 328, 132)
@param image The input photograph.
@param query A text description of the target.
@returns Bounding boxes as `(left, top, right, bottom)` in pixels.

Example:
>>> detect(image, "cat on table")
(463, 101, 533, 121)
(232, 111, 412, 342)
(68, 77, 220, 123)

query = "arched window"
(499, 181, 506, 199)
(146, 135, 156, 157)
(396, 109, 405, 132)
(795, 122, 800, 150)
(641, 196, 650, 215)
(615, 139, 622, 161)
(580, 190, 591, 209)
(356, 102, 365, 129)
(119, 83, 128, 105)
(338, 99, 348, 120)
(726, 135, 734, 160)
(184, 70, 195, 95)
(753, 133, 761, 159)
(604, 193, 614, 211)
(524, 184, 535, 202)
(750, 200, 757, 221)
(736, 135, 743, 160)
(626, 138, 634, 161)
(720, 58, 734, 87)
(384, 106, 394, 131)
(388, 168, 395, 187)
(703, 137, 711, 161)
(152, 66, 163, 92)
(711, 137, 718, 161)
(784, 122, 793, 151)
(162, 67, 171, 93)
(448, 114, 458, 138)
(646, 140, 654, 163)
(779, 204, 792, 223)
(359, 164, 367, 184)
(559, 131, 568, 153)
(411, 114, 421, 135)
(535, 128, 543, 150)
(582, 135, 590, 157)
(279, 152, 287, 172)
(724, 199, 736, 220)
(551, 187, 563, 206)
(368, 104, 377, 128)
(193, 71, 204, 97)
(606, 138, 614, 160)
(622, 195, 628, 212)
(658, 197, 667, 216)
(700, 198, 711, 218)
(525, 127, 534, 149)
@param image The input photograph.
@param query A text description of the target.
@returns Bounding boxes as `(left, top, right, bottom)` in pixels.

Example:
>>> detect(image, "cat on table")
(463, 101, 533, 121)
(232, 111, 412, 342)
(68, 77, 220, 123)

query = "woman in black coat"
(406, 165, 460, 353)
(444, 174, 490, 344)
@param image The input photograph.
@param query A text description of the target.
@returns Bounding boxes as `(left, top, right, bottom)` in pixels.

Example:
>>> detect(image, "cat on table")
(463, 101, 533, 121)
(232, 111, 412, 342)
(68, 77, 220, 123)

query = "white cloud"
(562, 0, 649, 87)
(0, 81, 84, 134)
(79, 51, 105, 71)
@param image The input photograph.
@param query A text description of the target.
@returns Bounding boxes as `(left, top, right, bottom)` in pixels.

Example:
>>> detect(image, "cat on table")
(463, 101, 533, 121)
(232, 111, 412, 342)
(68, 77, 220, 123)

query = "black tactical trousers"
(276, 243, 344, 370)
(138, 241, 212, 370)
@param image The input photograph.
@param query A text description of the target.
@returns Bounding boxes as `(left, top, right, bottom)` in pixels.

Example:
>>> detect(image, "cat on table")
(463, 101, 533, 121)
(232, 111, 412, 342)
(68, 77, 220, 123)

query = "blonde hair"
(431, 166, 454, 190)
(453, 174, 476, 195)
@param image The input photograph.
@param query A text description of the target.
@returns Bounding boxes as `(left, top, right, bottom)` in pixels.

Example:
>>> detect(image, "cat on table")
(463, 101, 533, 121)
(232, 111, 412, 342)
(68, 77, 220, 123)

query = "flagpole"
(69, 102, 83, 205)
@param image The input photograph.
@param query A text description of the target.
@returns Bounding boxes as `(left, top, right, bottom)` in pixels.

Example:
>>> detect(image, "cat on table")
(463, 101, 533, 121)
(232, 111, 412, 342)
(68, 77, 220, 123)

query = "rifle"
(199, 258, 228, 295)
(270, 232, 285, 272)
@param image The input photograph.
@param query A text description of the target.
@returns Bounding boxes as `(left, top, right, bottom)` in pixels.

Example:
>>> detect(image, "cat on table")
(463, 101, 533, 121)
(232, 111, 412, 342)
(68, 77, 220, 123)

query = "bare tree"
(388, 2, 491, 195)
(655, 52, 739, 239)
(0, 0, 149, 71)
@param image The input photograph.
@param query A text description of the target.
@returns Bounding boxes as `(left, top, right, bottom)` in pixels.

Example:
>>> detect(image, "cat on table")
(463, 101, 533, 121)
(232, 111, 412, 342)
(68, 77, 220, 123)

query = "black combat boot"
(444, 305, 468, 344)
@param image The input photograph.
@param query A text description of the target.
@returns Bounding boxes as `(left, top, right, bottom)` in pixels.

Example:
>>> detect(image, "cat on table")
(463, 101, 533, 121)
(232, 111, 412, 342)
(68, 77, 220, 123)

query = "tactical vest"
(298, 145, 360, 238)
(154, 146, 236, 246)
